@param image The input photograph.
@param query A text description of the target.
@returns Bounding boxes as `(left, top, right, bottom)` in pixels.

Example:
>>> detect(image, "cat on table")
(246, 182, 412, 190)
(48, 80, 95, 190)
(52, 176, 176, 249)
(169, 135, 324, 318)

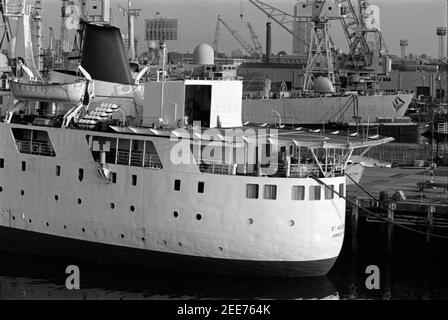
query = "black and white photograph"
(0, 0, 448, 308)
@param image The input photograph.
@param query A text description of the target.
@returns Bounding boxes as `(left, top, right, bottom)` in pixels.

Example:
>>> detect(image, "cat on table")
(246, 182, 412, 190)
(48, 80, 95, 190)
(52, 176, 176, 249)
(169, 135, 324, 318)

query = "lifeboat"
(9, 79, 88, 103)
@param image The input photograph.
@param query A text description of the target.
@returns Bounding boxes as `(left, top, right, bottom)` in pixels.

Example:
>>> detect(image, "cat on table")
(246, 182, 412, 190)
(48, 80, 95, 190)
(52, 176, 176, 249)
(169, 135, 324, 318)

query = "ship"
(0, 20, 395, 277)
(241, 91, 414, 126)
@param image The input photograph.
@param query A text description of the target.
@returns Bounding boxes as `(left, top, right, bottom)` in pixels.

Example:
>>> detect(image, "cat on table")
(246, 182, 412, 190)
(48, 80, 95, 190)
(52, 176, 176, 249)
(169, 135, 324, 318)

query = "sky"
(38, 0, 448, 57)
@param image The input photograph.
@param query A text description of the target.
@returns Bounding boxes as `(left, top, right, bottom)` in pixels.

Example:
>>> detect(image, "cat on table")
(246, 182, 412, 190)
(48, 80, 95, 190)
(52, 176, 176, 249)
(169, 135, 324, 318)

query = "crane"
(213, 15, 262, 58)
(249, 0, 343, 91)
(246, 22, 263, 57)
(336, 0, 388, 76)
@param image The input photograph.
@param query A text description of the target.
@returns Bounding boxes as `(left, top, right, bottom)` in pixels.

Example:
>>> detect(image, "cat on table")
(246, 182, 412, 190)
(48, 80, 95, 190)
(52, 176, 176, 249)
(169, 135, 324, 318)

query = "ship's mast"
(118, 0, 141, 61)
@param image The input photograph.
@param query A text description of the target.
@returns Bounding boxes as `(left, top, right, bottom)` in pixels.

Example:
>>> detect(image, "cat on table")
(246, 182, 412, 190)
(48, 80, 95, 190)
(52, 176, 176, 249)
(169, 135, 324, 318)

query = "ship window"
(56, 165, 61, 176)
(11, 128, 56, 157)
(263, 185, 277, 200)
(198, 181, 205, 193)
(325, 185, 335, 200)
(292, 186, 305, 201)
(0, 158, 4, 168)
(246, 184, 259, 199)
(110, 172, 117, 184)
(21, 161, 26, 172)
(78, 168, 84, 181)
(131, 174, 138, 186)
(339, 183, 345, 198)
(174, 179, 181, 191)
(309, 186, 321, 201)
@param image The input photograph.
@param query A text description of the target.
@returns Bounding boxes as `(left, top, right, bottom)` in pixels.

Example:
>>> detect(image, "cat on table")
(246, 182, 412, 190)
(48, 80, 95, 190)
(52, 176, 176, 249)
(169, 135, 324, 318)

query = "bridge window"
(339, 183, 345, 198)
(0, 158, 3, 168)
(246, 184, 259, 199)
(292, 186, 305, 201)
(12, 128, 56, 157)
(309, 186, 321, 201)
(21, 161, 26, 172)
(131, 174, 137, 186)
(325, 185, 334, 200)
(56, 165, 61, 176)
(263, 185, 277, 200)
(78, 168, 84, 182)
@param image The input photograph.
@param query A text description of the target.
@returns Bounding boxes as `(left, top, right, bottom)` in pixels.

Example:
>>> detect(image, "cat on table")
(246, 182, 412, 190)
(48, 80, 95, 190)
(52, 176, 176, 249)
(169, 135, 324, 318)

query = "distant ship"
(0, 22, 394, 277)
(241, 91, 414, 126)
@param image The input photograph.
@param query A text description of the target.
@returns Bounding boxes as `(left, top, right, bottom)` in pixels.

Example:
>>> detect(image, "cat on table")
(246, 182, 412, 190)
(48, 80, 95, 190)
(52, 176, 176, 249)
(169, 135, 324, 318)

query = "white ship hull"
(0, 124, 346, 277)
(242, 93, 414, 125)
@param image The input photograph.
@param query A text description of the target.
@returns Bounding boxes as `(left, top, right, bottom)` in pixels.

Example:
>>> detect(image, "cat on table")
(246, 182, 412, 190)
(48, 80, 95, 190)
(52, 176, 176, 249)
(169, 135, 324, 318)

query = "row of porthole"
(247, 218, 295, 227)
(11, 214, 146, 242)
(5, 188, 137, 213)
(171, 211, 295, 227)
(173, 211, 202, 221)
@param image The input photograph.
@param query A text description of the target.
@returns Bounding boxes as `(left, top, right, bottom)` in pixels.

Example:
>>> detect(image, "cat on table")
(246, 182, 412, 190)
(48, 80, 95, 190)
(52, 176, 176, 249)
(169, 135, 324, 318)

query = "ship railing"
(116, 150, 162, 169)
(15, 140, 56, 157)
(199, 161, 236, 175)
(198, 160, 345, 178)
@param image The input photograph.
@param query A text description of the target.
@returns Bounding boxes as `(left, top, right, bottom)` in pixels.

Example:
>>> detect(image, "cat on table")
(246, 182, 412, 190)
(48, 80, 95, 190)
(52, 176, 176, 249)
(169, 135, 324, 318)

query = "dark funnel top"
(80, 22, 133, 85)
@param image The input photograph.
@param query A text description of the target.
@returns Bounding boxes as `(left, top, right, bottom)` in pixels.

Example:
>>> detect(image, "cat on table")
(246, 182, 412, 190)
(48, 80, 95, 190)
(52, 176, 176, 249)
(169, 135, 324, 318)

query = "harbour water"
(1, 218, 448, 300)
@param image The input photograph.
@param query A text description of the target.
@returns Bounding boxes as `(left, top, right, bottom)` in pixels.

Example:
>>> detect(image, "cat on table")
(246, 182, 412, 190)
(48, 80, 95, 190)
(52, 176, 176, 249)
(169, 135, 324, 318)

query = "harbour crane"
(335, 0, 389, 84)
(213, 15, 262, 59)
(248, 0, 343, 91)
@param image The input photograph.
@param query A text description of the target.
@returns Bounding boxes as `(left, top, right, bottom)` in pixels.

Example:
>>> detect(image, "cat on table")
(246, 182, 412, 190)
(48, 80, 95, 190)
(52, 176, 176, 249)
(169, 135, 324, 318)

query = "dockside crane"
(249, 0, 343, 91)
(213, 15, 262, 59)
(336, 0, 389, 86)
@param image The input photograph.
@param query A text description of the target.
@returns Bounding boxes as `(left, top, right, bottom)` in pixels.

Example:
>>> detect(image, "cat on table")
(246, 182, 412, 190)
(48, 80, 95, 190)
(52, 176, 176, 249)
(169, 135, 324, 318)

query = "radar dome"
(314, 77, 335, 93)
(193, 43, 214, 65)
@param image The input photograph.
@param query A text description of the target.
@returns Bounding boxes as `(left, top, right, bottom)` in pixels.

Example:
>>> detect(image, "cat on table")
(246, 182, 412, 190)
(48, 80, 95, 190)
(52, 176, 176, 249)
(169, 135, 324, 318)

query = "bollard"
(386, 200, 396, 255)
(351, 198, 359, 254)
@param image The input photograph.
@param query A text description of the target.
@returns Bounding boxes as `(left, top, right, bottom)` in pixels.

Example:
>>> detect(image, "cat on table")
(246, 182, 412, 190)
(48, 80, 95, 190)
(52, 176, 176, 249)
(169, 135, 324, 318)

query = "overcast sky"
(39, 0, 447, 57)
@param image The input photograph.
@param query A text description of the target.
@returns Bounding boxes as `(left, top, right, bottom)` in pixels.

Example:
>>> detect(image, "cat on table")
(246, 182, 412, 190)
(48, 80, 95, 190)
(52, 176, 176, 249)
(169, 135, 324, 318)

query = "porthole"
(0, 186, 3, 192)
(248, 218, 254, 225)
(46, 222, 49, 227)
(20, 190, 24, 196)
(77, 198, 82, 205)
(178, 242, 183, 247)
(12, 216, 15, 220)
(82, 228, 86, 233)
(218, 247, 223, 252)
(173, 211, 179, 218)
(55, 195, 59, 201)
(289, 220, 295, 227)
(162, 240, 167, 246)
(130, 205, 135, 212)
(120, 234, 125, 239)
(142, 237, 146, 242)
(28, 219, 32, 224)
(196, 214, 202, 221)
(110, 203, 115, 209)
(64, 225, 67, 230)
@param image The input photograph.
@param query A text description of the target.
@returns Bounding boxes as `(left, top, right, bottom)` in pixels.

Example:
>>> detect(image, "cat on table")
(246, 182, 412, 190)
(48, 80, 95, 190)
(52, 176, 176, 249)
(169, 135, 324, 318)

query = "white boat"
(0, 72, 394, 277)
(9, 79, 88, 103)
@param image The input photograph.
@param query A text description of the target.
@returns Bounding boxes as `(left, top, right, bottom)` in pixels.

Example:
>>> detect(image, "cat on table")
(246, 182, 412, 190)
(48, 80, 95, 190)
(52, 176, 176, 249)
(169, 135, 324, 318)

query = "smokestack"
(266, 21, 271, 63)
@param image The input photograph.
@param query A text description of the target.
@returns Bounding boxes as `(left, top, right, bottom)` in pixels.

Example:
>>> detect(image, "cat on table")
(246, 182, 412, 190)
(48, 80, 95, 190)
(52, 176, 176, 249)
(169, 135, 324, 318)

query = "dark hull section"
(0, 226, 337, 278)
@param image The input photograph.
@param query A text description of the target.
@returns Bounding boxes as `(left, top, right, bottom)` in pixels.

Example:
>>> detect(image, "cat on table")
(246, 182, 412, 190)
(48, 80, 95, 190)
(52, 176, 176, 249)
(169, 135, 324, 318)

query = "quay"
(346, 166, 448, 253)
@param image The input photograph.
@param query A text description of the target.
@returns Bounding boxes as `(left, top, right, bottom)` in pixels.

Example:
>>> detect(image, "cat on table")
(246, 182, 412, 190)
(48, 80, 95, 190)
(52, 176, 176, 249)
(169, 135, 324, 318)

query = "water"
(1, 221, 448, 300)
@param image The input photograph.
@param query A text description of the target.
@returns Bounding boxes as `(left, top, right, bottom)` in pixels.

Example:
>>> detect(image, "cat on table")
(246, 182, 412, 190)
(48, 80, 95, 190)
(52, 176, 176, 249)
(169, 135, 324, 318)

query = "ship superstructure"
(0, 51, 394, 277)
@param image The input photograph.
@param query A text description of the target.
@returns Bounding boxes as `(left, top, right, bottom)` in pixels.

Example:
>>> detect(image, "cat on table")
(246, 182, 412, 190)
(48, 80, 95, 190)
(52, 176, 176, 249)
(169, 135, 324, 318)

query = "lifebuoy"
(32, 143, 39, 154)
